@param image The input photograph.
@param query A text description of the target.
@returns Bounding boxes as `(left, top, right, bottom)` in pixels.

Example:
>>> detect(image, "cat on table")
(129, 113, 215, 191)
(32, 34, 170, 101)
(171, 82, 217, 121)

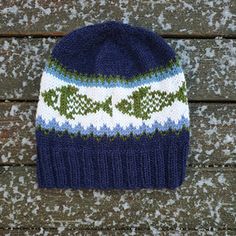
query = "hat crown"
(51, 21, 176, 79)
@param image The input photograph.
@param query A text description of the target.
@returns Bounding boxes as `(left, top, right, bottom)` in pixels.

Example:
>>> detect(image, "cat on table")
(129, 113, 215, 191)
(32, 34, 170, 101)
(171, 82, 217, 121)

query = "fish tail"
(42, 89, 55, 107)
(176, 81, 188, 103)
(100, 96, 112, 116)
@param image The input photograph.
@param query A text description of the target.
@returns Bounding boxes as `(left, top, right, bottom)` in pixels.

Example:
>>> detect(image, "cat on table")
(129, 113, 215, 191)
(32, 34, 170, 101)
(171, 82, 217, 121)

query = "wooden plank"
(0, 102, 236, 166)
(0, 229, 235, 236)
(0, 38, 235, 101)
(0, 167, 235, 230)
(0, 1, 235, 36)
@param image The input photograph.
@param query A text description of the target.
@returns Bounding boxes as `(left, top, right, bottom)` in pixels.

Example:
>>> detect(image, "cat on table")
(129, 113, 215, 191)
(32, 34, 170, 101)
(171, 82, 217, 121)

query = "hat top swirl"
(51, 20, 176, 79)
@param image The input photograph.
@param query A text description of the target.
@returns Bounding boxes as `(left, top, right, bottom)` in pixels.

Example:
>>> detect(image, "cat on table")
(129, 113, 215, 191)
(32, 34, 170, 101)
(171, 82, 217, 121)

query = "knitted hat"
(35, 21, 190, 190)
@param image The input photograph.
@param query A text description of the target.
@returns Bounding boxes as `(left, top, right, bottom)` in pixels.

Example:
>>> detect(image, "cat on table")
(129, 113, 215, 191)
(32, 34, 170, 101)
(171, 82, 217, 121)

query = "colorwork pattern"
(36, 58, 190, 138)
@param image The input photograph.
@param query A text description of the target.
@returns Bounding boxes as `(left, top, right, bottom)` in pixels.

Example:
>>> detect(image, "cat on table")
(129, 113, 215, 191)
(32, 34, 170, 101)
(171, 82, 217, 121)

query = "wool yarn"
(35, 21, 190, 189)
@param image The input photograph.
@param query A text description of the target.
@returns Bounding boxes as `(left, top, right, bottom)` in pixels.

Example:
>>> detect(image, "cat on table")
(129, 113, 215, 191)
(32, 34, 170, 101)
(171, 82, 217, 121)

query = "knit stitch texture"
(35, 21, 190, 189)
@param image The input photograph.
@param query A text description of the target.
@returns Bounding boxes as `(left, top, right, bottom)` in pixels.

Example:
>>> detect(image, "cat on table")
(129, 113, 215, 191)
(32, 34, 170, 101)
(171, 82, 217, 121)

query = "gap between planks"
(0, 32, 236, 39)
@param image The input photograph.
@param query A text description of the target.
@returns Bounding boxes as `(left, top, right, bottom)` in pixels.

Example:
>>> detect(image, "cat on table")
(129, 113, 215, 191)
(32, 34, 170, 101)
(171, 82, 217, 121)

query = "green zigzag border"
(47, 56, 182, 84)
(36, 124, 190, 142)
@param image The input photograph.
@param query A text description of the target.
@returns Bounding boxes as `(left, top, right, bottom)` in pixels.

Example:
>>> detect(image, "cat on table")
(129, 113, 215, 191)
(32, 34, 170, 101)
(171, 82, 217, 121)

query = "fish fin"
(176, 82, 188, 103)
(100, 96, 112, 116)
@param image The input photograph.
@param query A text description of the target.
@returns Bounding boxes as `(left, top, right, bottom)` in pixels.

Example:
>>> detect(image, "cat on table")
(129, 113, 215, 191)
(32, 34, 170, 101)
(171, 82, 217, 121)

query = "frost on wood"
(0, 38, 57, 100)
(0, 0, 235, 34)
(0, 103, 36, 164)
(169, 38, 236, 100)
(0, 38, 235, 100)
(191, 104, 236, 165)
(0, 167, 235, 231)
(0, 0, 235, 235)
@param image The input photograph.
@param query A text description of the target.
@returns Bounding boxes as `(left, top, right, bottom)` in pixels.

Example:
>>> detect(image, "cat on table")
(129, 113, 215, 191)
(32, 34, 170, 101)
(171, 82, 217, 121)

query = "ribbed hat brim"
(36, 129, 189, 189)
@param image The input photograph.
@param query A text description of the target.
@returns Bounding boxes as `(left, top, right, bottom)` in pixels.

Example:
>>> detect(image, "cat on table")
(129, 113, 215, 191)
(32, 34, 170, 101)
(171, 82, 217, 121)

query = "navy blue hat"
(35, 21, 190, 189)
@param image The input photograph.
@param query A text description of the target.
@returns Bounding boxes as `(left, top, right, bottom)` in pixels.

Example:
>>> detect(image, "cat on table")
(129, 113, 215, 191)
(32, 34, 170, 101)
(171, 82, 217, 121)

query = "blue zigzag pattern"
(44, 64, 183, 88)
(36, 115, 190, 137)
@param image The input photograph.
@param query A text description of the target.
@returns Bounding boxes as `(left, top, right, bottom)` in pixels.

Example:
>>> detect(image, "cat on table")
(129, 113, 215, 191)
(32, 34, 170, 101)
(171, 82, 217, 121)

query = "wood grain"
(0, 1, 235, 36)
(0, 38, 235, 101)
(0, 166, 235, 230)
(0, 102, 235, 166)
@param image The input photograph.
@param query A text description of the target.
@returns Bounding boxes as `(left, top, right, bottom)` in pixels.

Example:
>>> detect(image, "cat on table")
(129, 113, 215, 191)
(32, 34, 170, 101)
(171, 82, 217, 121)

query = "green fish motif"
(115, 82, 188, 120)
(42, 85, 112, 119)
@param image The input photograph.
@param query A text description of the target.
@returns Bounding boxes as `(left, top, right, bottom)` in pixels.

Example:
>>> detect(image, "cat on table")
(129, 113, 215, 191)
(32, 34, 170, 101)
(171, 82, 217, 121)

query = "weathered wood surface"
(0, 102, 235, 166)
(0, 0, 235, 36)
(0, 167, 235, 230)
(0, 38, 236, 101)
(1, 1, 236, 234)
(1, 229, 236, 236)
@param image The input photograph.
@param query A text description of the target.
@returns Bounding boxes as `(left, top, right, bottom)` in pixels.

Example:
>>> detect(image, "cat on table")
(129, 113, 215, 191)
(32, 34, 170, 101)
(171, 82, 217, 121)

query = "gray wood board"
(0, 102, 235, 166)
(0, 38, 235, 101)
(0, 1, 235, 36)
(0, 166, 235, 230)
(0, 229, 235, 236)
